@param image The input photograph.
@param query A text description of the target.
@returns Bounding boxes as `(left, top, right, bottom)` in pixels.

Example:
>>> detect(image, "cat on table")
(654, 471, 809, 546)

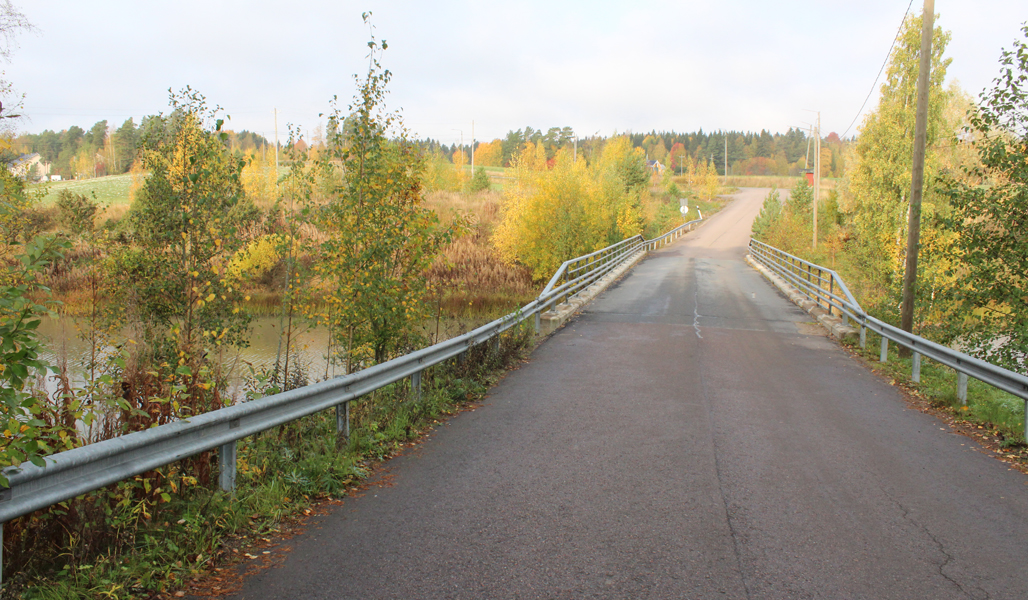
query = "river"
(35, 314, 477, 401)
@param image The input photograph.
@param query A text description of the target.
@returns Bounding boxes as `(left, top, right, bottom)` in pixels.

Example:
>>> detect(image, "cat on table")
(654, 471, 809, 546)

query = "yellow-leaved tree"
(473, 139, 503, 167)
(241, 147, 280, 206)
(493, 136, 647, 279)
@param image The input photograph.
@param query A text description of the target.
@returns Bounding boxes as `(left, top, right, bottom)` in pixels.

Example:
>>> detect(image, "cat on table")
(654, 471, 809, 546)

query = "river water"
(35, 315, 477, 402)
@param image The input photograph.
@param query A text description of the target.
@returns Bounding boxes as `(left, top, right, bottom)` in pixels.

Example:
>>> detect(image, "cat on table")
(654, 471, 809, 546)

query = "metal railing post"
(337, 401, 350, 440)
(829, 275, 835, 316)
(957, 372, 968, 405)
(860, 324, 867, 349)
(411, 370, 422, 402)
(912, 351, 921, 383)
(880, 336, 889, 363)
(534, 311, 541, 333)
(219, 441, 237, 493)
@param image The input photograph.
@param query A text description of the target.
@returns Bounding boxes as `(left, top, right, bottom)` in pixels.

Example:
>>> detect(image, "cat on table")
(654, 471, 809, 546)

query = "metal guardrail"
(749, 238, 1028, 442)
(0, 217, 706, 575)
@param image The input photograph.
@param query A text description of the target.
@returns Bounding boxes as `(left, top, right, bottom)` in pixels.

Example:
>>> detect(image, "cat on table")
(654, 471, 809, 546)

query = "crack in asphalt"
(882, 490, 989, 600)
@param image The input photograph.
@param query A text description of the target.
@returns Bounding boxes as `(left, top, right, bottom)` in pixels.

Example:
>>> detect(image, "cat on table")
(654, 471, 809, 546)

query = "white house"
(9, 153, 52, 182)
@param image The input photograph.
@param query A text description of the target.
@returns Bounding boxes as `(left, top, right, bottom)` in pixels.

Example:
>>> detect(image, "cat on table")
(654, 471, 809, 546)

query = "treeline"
(419, 125, 847, 178)
(13, 119, 271, 180)
(627, 128, 847, 178)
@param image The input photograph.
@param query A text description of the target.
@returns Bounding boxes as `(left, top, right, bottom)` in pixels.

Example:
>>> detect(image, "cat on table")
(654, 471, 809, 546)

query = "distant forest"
(13, 119, 270, 180)
(15, 119, 845, 181)
(417, 126, 846, 178)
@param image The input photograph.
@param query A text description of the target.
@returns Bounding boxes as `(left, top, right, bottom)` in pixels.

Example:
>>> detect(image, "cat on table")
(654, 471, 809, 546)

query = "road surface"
(227, 188, 1028, 599)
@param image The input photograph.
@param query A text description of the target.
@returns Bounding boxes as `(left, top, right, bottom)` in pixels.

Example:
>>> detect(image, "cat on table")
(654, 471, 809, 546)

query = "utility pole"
(813, 112, 820, 250)
(900, 0, 934, 335)
(471, 120, 475, 174)
(274, 108, 279, 177)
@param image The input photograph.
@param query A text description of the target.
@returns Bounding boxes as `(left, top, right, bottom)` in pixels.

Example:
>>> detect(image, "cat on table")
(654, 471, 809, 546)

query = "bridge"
(219, 189, 1028, 599)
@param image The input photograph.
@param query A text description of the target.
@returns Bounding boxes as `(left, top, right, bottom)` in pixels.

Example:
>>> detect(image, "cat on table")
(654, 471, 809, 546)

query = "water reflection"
(35, 314, 482, 401)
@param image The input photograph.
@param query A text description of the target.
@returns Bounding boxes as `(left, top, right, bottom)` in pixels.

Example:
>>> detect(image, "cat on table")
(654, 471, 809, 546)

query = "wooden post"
(900, 0, 935, 340)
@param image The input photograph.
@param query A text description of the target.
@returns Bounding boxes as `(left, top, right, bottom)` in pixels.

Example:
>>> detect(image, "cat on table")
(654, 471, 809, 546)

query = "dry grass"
(424, 190, 536, 316)
(424, 189, 503, 231)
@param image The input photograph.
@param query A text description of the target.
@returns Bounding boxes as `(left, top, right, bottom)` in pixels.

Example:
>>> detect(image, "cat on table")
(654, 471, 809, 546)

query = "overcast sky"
(6, 1, 1026, 147)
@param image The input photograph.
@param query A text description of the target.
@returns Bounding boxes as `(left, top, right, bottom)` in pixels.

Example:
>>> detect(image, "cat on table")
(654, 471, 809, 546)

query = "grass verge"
(842, 331, 1028, 464)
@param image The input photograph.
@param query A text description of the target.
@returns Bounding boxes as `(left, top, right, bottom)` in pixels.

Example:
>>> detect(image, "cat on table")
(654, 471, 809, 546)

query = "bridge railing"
(0, 217, 706, 567)
(749, 238, 1028, 441)
(538, 218, 704, 313)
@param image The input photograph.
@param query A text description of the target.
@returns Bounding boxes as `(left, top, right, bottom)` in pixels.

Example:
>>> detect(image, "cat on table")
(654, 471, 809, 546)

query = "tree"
(83, 120, 108, 151)
(846, 13, 951, 317)
(669, 142, 687, 173)
(123, 88, 252, 362)
(493, 137, 645, 279)
(501, 128, 524, 166)
(473, 139, 503, 167)
(469, 167, 490, 192)
(0, 162, 69, 483)
(752, 188, 782, 239)
(307, 16, 459, 367)
(112, 118, 139, 173)
(941, 24, 1028, 371)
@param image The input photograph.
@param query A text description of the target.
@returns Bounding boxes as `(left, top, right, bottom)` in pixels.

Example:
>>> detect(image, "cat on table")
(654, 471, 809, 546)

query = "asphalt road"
(228, 188, 1028, 599)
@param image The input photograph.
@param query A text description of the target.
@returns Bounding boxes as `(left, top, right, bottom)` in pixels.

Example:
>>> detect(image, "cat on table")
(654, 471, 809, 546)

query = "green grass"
(722, 175, 840, 190)
(848, 332, 1027, 447)
(29, 174, 134, 208)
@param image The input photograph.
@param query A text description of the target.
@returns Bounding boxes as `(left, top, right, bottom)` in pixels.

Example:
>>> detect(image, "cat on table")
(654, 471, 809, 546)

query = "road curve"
(227, 188, 1028, 599)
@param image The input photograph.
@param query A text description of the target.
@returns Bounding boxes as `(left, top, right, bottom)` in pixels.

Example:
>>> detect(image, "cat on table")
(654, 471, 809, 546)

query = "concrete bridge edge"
(536, 249, 648, 336)
(745, 254, 860, 343)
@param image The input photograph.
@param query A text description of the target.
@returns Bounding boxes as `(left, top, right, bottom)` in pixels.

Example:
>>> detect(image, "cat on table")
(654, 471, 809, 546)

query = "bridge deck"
(228, 189, 1028, 600)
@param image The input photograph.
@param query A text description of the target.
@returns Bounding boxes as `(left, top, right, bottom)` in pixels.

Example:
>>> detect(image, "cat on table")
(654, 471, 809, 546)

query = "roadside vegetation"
(751, 18, 1028, 446)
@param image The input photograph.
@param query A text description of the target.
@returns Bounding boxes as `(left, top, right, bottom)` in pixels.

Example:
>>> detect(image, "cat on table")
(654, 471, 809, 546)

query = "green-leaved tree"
(941, 24, 1028, 371)
(846, 13, 952, 320)
(306, 16, 461, 368)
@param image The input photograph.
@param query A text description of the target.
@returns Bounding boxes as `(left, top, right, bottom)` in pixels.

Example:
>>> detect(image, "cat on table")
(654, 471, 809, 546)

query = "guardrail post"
(1023, 400, 1027, 443)
(829, 275, 835, 316)
(337, 401, 350, 440)
(859, 325, 867, 349)
(957, 372, 968, 405)
(912, 351, 921, 383)
(534, 311, 541, 333)
(411, 370, 422, 402)
(880, 336, 888, 363)
(219, 441, 237, 493)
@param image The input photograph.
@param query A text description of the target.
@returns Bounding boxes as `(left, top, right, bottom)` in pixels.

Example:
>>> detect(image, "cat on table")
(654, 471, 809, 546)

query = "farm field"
(721, 174, 839, 190)
(29, 173, 134, 207)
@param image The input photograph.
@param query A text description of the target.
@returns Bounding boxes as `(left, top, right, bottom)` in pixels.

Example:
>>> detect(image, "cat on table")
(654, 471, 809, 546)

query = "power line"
(840, 0, 916, 139)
